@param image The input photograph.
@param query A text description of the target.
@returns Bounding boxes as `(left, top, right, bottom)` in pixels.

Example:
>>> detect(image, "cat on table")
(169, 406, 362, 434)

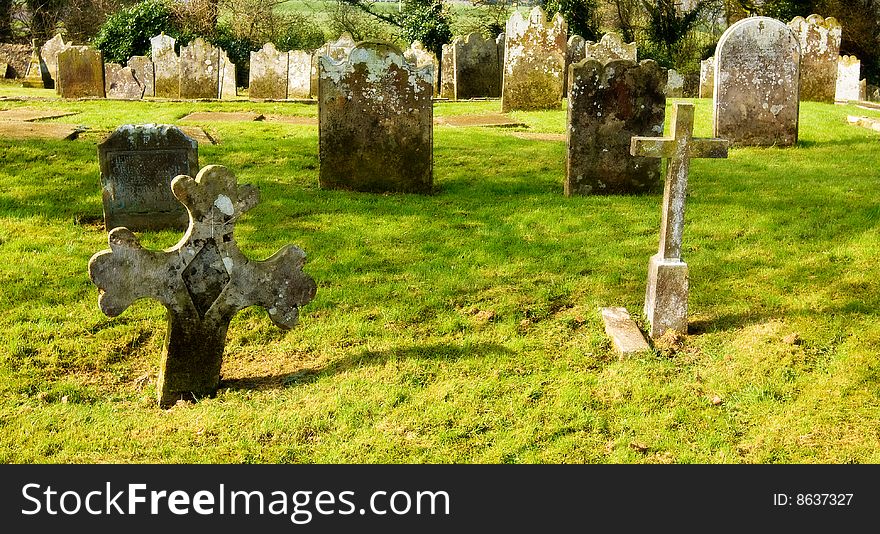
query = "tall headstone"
(128, 56, 155, 97)
(98, 124, 198, 231)
(88, 165, 317, 408)
(151, 34, 179, 98)
(439, 43, 455, 99)
(566, 59, 667, 195)
(501, 7, 567, 112)
(104, 63, 145, 99)
(630, 103, 728, 338)
(218, 49, 236, 99)
(835, 55, 860, 102)
(713, 17, 800, 147)
(179, 38, 220, 99)
(788, 14, 841, 103)
(859, 79, 867, 101)
(288, 50, 311, 99)
(22, 40, 48, 88)
(311, 33, 356, 98)
(41, 34, 68, 90)
(452, 33, 500, 99)
(57, 46, 105, 98)
(319, 42, 433, 194)
(564, 34, 587, 96)
(249, 43, 289, 100)
(585, 32, 637, 63)
(699, 57, 714, 99)
(405, 41, 439, 96)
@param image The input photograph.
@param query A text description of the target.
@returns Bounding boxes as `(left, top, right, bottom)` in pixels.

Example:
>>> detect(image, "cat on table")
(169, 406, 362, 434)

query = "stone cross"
(88, 165, 317, 407)
(630, 102, 728, 338)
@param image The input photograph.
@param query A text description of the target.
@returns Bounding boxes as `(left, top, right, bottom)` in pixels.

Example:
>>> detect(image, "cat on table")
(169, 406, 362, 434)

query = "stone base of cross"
(631, 102, 728, 339)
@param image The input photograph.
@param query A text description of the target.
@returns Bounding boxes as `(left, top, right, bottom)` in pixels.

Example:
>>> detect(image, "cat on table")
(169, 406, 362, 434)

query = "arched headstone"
(788, 14, 840, 103)
(501, 7, 566, 112)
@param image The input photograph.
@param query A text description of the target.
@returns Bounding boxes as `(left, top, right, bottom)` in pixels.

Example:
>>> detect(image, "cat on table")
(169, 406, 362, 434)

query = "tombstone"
(128, 56, 155, 97)
(789, 14, 841, 103)
(439, 43, 455, 99)
(501, 7, 567, 112)
(249, 43, 288, 100)
(404, 41, 439, 96)
(699, 57, 714, 99)
(311, 33, 356, 98)
(319, 42, 433, 194)
(585, 32, 637, 63)
(666, 69, 684, 97)
(868, 84, 880, 102)
(179, 38, 220, 99)
(57, 46, 105, 98)
(0, 63, 7, 78)
(630, 102, 728, 338)
(564, 34, 587, 96)
(41, 34, 68, 89)
(835, 55, 860, 102)
(151, 34, 179, 98)
(98, 124, 198, 231)
(566, 59, 667, 196)
(452, 33, 500, 99)
(288, 50, 311, 99)
(218, 49, 237, 99)
(88, 164, 317, 408)
(713, 17, 800, 147)
(105, 63, 145, 99)
(496, 32, 505, 90)
(859, 79, 867, 101)
(22, 40, 48, 88)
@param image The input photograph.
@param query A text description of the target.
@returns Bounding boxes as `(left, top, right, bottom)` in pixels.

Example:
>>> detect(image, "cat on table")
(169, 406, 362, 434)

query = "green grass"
(2, 83, 880, 463)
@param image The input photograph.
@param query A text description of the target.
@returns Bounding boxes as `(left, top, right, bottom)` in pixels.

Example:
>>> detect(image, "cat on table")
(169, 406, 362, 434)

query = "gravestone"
(179, 38, 220, 99)
(249, 43, 289, 100)
(439, 43, 455, 99)
(105, 63, 145, 99)
(566, 59, 667, 195)
(496, 32, 505, 89)
(859, 79, 867, 101)
(218, 49, 237, 99)
(151, 34, 179, 98)
(713, 17, 800, 147)
(501, 7, 567, 112)
(22, 40, 48, 88)
(452, 33, 501, 99)
(41, 34, 68, 89)
(88, 164, 317, 408)
(835, 55, 860, 102)
(789, 14, 840, 103)
(128, 56, 155, 97)
(585, 32, 637, 63)
(666, 69, 684, 97)
(0, 63, 7, 78)
(699, 57, 714, 98)
(288, 50, 312, 99)
(311, 33, 356, 98)
(564, 34, 587, 96)
(319, 42, 433, 194)
(57, 46, 105, 98)
(405, 41, 439, 96)
(630, 102, 728, 338)
(98, 124, 198, 231)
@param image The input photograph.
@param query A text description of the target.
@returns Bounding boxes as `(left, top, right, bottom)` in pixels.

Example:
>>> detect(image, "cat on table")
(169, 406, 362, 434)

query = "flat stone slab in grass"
(0, 121, 79, 139)
(434, 113, 526, 127)
(178, 126, 217, 145)
(512, 132, 565, 141)
(263, 115, 318, 125)
(0, 108, 78, 121)
(847, 115, 880, 132)
(180, 112, 265, 122)
(601, 307, 650, 356)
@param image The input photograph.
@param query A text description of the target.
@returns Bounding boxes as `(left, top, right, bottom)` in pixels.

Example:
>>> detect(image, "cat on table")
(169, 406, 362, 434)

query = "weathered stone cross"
(89, 165, 317, 407)
(630, 102, 728, 338)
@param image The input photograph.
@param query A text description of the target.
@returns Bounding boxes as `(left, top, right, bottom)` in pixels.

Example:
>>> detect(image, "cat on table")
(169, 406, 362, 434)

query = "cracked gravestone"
(501, 6, 566, 112)
(151, 34, 179, 98)
(88, 164, 317, 407)
(57, 46, 105, 98)
(105, 63, 145, 99)
(128, 56, 155, 97)
(630, 102, 728, 338)
(789, 14, 840, 103)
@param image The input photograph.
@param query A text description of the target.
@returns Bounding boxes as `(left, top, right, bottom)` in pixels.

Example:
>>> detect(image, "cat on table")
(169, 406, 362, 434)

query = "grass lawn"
(1, 82, 880, 463)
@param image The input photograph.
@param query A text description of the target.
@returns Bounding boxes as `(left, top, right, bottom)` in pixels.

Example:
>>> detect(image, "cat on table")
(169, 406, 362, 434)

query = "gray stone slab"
(601, 307, 650, 355)
(699, 57, 714, 99)
(180, 111, 264, 122)
(564, 34, 586, 96)
(0, 121, 79, 139)
(177, 126, 216, 145)
(57, 46, 105, 98)
(835, 55, 860, 102)
(41, 34, 68, 89)
(846, 115, 880, 133)
(287, 50, 311, 99)
(439, 43, 455, 99)
(434, 113, 525, 127)
(501, 7, 566, 112)
(0, 108, 78, 121)
(249, 43, 288, 100)
(219, 49, 237, 99)
(128, 56, 155, 97)
(789, 14, 840, 103)
(105, 63, 145, 100)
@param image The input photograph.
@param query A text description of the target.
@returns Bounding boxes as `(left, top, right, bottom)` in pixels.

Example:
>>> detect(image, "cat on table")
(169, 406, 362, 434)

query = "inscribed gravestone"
(180, 38, 220, 99)
(128, 56, 155, 97)
(713, 17, 800, 147)
(41, 34, 68, 89)
(835, 55, 860, 102)
(502, 7, 567, 112)
(585, 32, 637, 63)
(249, 43, 289, 100)
(699, 57, 714, 98)
(89, 164, 317, 407)
(566, 59, 666, 195)
(105, 63, 145, 99)
(440, 43, 455, 99)
(788, 14, 840, 103)
(219, 49, 236, 99)
(151, 34, 179, 98)
(57, 46, 105, 98)
(98, 124, 198, 231)
(319, 42, 433, 194)
(288, 50, 311, 99)
(564, 34, 586, 97)
(452, 33, 500, 99)
(405, 41, 439, 96)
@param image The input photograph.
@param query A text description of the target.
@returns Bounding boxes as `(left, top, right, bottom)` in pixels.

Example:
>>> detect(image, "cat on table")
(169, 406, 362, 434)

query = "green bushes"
(92, 0, 174, 64)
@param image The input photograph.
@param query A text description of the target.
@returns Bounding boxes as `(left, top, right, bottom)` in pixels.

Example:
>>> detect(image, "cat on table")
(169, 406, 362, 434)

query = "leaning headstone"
(501, 6, 567, 112)
(630, 102, 728, 338)
(218, 49, 236, 99)
(835, 55, 860, 102)
(97, 124, 198, 231)
(151, 34, 179, 98)
(601, 307, 650, 356)
(57, 46, 105, 98)
(288, 50, 311, 99)
(179, 38, 220, 99)
(41, 34, 68, 89)
(566, 59, 667, 195)
(249, 43, 289, 100)
(88, 164, 317, 408)
(713, 16, 800, 147)
(699, 57, 714, 98)
(128, 56, 155, 97)
(789, 14, 840, 103)
(666, 69, 684, 97)
(319, 42, 433, 194)
(22, 40, 48, 88)
(564, 34, 587, 96)
(404, 41, 439, 96)
(439, 43, 455, 99)
(310, 33, 356, 98)
(105, 63, 145, 99)
(452, 33, 501, 99)
(585, 32, 637, 63)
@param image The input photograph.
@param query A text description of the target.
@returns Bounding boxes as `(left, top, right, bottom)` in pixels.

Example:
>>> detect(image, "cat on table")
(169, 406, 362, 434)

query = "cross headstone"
(88, 165, 317, 407)
(630, 102, 728, 338)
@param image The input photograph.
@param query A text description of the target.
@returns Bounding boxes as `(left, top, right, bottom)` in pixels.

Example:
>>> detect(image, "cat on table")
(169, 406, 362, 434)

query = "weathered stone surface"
(713, 17, 800, 147)
(105, 63, 145, 100)
(249, 43, 289, 100)
(177, 126, 216, 145)
(179, 38, 220, 99)
(22, 40, 48, 88)
(0, 43, 30, 78)
(666, 69, 684, 97)
(218, 49, 237, 99)
(601, 307, 650, 356)
(0, 121, 79, 140)
(496, 32, 505, 89)
(151, 34, 179, 98)
(631, 103, 728, 338)
(88, 164, 317, 407)
(0, 63, 7, 78)
(847, 115, 880, 133)
(859, 78, 867, 101)
(564, 34, 587, 96)
(501, 7, 566, 112)
(835, 55, 860, 102)
(434, 113, 525, 127)
(452, 33, 500, 99)
(0, 108, 77, 121)
(699, 57, 714, 99)
(180, 111, 264, 122)
(128, 56, 155, 97)
(41, 34, 68, 89)
(404, 41, 438, 96)
(789, 14, 840, 103)
(585, 32, 637, 63)
(566, 59, 667, 196)
(439, 43, 455, 99)
(319, 42, 433, 194)
(98, 124, 198, 231)
(288, 50, 311, 99)
(867, 84, 880, 102)
(311, 33, 356, 98)
(57, 46, 105, 98)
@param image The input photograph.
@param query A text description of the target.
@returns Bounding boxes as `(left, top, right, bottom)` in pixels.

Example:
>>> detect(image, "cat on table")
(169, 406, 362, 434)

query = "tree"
(639, 0, 708, 66)
(335, 0, 452, 57)
(25, 0, 65, 41)
(0, 0, 12, 41)
(544, 0, 601, 40)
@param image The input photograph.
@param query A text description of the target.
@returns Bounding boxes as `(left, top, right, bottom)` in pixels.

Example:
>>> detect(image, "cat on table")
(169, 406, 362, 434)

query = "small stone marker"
(151, 34, 179, 98)
(128, 56, 155, 97)
(585, 32, 637, 63)
(0, 63, 8, 78)
(104, 63, 145, 100)
(789, 14, 840, 103)
(288, 50, 312, 99)
(630, 102, 728, 338)
(835, 55, 861, 102)
(847, 115, 880, 133)
(439, 43, 455, 99)
(88, 165, 317, 407)
(249, 43, 289, 100)
(699, 57, 714, 99)
(57, 46, 105, 98)
(218, 49, 237, 99)
(179, 38, 220, 99)
(98, 124, 198, 231)
(501, 6, 567, 112)
(601, 307, 650, 356)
